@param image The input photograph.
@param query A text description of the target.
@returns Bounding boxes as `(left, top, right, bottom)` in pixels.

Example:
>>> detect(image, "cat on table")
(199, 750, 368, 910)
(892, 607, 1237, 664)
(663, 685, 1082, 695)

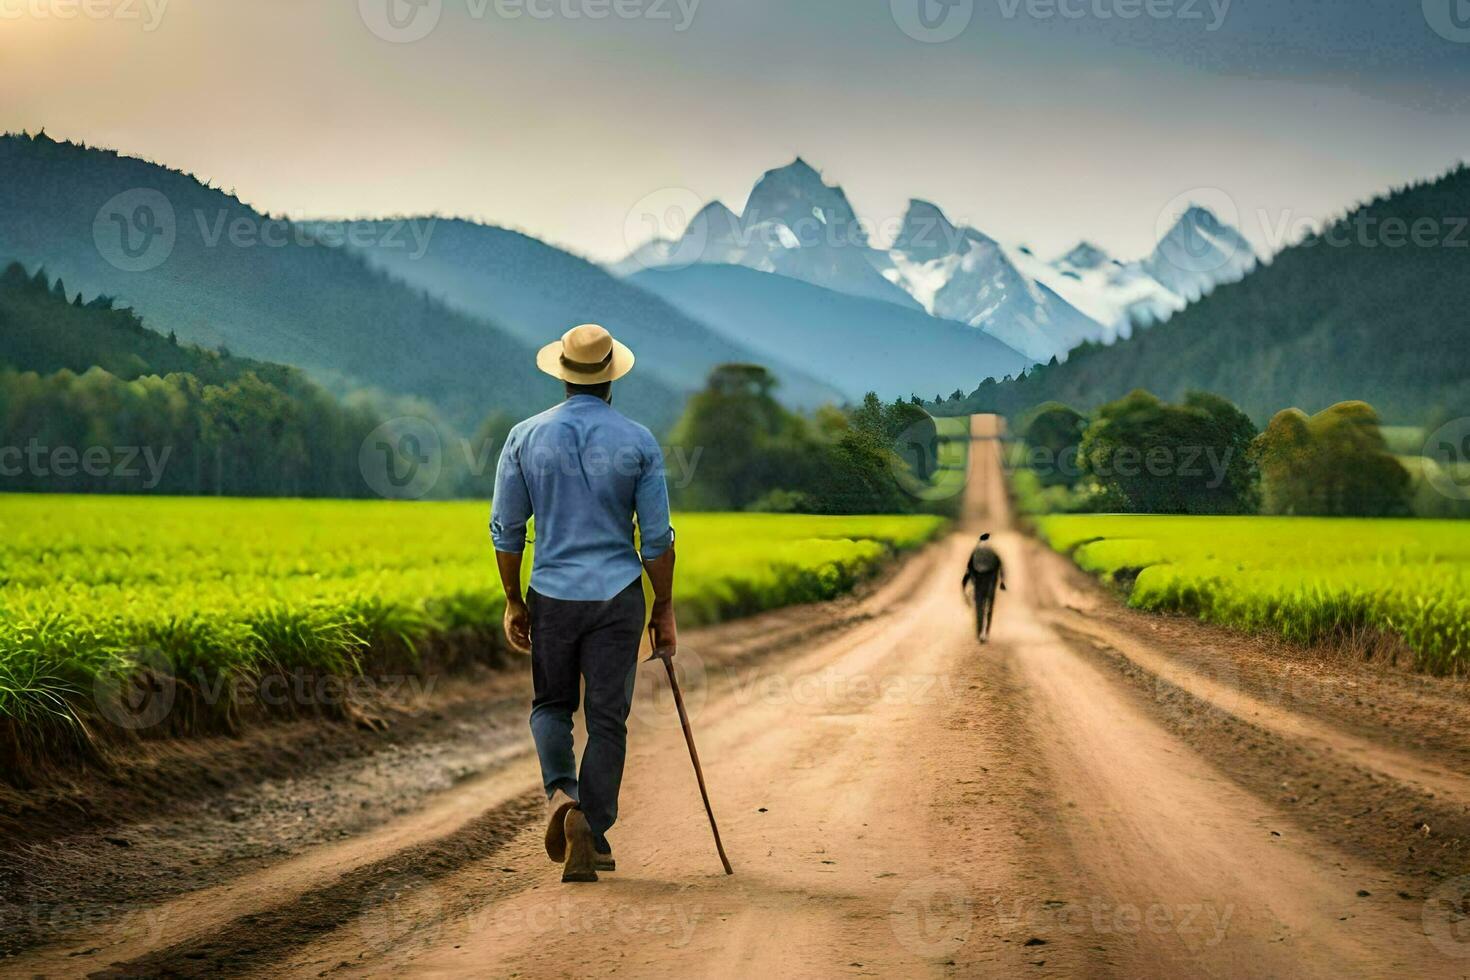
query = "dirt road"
(10, 416, 1470, 978)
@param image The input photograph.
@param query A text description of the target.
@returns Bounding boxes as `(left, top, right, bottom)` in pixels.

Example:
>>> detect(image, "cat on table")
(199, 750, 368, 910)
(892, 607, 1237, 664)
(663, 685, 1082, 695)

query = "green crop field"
(0, 495, 945, 757)
(1038, 515, 1470, 675)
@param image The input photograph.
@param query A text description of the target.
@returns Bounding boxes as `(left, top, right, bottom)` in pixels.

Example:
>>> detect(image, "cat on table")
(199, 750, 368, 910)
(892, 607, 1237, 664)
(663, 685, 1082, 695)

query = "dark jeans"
(973, 571, 999, 639)
(527, 578, 645, 842)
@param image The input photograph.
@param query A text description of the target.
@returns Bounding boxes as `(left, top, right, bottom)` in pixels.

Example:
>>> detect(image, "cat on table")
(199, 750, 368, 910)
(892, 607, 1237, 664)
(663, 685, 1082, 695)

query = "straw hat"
(536, 324, 635, 384)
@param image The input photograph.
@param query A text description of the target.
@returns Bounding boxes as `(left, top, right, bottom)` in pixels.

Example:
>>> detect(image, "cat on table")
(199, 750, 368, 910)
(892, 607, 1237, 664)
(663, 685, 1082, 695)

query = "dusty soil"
(5, 415, 1470, 979)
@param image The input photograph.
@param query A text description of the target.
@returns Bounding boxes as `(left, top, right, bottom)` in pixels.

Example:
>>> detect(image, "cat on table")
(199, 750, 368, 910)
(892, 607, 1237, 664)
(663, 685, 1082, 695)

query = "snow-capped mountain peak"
(885, 199, 1104, 362)
(1144, 205, 1258, 303)
(1056, 241, 1112, 272)
(609, 158, 1262, 363)
(743, 158, 868, 248)
(893, 199, 967, 260)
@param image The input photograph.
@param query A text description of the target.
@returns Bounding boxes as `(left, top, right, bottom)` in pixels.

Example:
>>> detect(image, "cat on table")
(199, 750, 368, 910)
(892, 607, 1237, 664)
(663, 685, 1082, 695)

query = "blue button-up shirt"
(489, 395, 673, 601)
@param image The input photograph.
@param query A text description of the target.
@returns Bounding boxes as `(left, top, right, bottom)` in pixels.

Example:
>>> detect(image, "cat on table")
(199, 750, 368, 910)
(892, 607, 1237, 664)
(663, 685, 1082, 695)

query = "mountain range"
(301, 218, 843, 409)
(612, 159, 1259, 361)
(947, 163, 1470, 426)
(628, 263, 1032, 403)
(0, 133, 650, 431)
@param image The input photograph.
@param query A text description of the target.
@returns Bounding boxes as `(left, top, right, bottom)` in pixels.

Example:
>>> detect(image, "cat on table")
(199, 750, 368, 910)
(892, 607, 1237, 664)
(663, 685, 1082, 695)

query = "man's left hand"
(648, 598, 678, 656)
(503, 598, 532, 654)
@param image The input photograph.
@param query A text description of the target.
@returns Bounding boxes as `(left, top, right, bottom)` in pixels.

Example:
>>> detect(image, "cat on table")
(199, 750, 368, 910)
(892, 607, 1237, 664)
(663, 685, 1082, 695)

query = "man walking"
(961, 532, 1005, 643)
(490, 324, 677, 883)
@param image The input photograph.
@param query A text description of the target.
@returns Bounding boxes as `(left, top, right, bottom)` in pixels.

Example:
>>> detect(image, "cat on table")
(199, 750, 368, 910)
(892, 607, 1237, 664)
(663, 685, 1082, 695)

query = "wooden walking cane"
(648, 629, 734, 875)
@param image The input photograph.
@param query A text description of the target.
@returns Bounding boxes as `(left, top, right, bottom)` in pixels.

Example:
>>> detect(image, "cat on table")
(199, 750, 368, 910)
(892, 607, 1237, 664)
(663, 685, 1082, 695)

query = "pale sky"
(3, 0, 1468, 263)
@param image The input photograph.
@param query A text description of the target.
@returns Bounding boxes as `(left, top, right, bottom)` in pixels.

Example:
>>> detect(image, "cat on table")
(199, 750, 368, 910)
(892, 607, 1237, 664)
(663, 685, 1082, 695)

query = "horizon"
(9, 128, 1467, 270)
(4, 0, 1468, 264)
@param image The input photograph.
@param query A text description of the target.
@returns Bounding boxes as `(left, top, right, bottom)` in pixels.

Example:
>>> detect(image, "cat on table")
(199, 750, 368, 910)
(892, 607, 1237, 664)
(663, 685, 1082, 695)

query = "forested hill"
(0, 263, 391, 497)
(0, 133, 680, 432)
(0, 262, 293, 388)
(942, 164, 1470, 426)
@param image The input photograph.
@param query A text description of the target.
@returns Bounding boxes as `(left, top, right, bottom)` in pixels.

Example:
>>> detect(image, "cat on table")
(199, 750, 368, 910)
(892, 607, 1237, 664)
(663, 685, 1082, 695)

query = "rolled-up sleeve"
(489, 432, 531, 553)
(635, 436, 673, 561)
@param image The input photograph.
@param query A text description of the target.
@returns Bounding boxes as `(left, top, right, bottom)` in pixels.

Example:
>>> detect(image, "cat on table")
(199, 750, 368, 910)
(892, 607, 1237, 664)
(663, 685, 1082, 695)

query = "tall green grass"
(1038, 515, 1470, 675)
(0, 495, 945, 767)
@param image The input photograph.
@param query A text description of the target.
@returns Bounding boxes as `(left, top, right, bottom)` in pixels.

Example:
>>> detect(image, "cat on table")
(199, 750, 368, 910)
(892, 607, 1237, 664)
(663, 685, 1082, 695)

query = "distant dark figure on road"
(961, 532, 1005, 643)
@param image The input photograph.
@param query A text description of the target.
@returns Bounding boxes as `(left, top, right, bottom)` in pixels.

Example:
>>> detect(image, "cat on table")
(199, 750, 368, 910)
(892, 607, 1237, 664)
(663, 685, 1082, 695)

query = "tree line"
(1015, 390, 1414, 517)
(667, 364, 945, 515)
(934, 163, 1470, 431)
(0, 263, 464, 497)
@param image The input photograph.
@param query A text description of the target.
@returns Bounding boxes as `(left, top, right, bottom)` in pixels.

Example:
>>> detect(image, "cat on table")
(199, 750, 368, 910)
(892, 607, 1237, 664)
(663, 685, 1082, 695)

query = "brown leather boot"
(544, 788, 577, 862)
(561, 808, 599, 883)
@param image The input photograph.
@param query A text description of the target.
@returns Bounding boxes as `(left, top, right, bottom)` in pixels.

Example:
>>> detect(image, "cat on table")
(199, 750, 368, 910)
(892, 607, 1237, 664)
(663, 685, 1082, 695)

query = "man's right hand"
(648, 598, 678, 656)
(503, 597, 531, 654)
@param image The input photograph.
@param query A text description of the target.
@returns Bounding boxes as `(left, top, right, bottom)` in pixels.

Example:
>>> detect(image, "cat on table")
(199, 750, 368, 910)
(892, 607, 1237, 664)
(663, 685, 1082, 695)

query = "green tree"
(1079, 389, 1259, 514)
(1020, 401, 1086, 487)
(1252, 401, 1411, 516)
